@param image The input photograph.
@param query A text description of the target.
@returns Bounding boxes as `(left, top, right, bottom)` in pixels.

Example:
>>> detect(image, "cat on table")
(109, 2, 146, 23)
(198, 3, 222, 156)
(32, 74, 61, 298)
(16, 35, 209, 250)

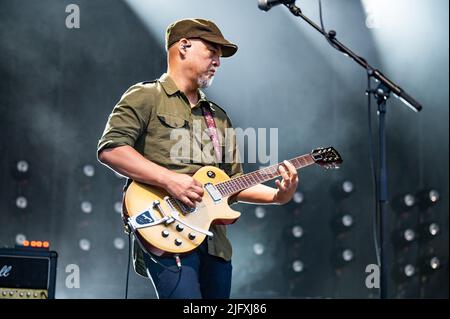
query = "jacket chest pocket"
(157, 113, 189, 129)
(150, 112, 191, 160)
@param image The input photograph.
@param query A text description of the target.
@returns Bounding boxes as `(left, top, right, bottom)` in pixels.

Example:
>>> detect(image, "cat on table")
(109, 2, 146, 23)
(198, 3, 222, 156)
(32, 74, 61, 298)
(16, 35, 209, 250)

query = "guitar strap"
(201, 103, 222, 164)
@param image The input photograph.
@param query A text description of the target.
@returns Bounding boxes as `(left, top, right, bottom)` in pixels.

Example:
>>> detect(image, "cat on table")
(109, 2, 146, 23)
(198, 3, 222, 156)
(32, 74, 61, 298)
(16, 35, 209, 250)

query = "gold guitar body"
(123, 166, 240, 256)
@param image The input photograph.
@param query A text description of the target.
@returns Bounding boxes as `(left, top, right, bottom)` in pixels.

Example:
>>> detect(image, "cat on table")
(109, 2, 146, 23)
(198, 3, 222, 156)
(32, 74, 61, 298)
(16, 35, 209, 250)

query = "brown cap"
(165, 18, 238, 57)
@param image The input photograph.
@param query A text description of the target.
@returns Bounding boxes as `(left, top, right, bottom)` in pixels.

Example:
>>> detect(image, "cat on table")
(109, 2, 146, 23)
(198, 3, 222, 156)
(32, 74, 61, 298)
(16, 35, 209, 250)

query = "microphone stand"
(283, 3, 422, 299)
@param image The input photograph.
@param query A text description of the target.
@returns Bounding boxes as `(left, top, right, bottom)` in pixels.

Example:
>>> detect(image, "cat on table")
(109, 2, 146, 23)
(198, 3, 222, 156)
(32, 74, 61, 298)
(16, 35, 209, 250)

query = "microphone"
(257, 0, 296, 11)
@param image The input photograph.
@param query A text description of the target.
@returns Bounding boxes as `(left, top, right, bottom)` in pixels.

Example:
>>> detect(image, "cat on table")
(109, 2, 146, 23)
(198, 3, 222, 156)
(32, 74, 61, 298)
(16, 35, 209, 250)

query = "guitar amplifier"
(0, 247, 58, 299)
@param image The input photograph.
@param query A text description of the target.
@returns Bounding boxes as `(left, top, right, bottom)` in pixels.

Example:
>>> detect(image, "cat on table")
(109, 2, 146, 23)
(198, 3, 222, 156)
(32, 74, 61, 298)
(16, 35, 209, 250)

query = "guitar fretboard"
(215, 154, 315, 197)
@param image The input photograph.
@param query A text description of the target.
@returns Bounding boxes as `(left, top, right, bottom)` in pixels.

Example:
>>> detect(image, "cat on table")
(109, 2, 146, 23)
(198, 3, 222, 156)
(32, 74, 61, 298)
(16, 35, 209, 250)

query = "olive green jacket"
(97, 73, 243, 276)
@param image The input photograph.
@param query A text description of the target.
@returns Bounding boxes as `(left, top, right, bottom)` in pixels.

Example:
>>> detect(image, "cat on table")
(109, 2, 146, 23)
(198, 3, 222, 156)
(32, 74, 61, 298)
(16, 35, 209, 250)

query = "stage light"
(417, 189, 440, 208)
(341, 214, 354, 227)
(330, 179, 355, 200)
(341, 249, 354, 262)
(114, 238, 125, 250)
(394, 227, 418, 248)
(332, 213, 354, 232)
(254, 206, 266, 219)
(419, 222, 440, 241)
(403, 194, 415, 207)
(292, 260, 304, 273)
(429, 257, 440, 270)
(402, 228, 416, 242)
(83, 164, 95, 177)
(81, 201, 92, 214)
(403, 264, 416, 277)
(429, 190, 439, 203)
(114, 202, 122, 214)
(395, 262, 418, 282)
(426, 222, 440, 237)
(16, 196, 27, 209)
(15, 234, 26, 245)
(79, 239, 91, 251)
(293, 191, 304, 204)
(12, 159, 31, 181)
(419, 254, 442, 275)
(16, 160, 29, 173)
(292, 225, 304, 238)
(342, 181, 354, 194)
(333, 248, 355, 268)
(253, 243, 264, 255)
(391, 192, 417, 212)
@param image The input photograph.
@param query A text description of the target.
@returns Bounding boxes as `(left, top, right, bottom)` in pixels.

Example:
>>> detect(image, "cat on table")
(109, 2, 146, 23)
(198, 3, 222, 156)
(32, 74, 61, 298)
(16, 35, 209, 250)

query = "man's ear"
(179, 38, 192, 52)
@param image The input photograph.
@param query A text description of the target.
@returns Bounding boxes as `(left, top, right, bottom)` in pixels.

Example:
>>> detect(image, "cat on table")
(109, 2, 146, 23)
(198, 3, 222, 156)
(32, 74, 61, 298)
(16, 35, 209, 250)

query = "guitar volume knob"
(188, 233, 196, 240)
(174, 238, 183, 246)
(161, 230, 169, 238)
(176, 224, 184, 232)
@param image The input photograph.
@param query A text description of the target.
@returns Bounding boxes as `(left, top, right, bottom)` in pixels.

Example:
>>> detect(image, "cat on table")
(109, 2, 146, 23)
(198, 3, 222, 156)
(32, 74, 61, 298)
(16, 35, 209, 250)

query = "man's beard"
(197, 73, 215, 88)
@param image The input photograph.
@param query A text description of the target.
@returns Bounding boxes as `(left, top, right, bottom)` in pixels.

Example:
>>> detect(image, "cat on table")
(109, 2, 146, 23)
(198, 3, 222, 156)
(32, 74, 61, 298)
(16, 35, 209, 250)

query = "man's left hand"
(274, 160, 299, 205)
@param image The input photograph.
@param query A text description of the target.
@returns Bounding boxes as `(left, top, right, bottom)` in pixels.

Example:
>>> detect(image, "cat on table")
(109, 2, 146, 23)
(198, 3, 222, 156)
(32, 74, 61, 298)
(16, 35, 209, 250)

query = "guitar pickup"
(204, 183, 222, 204)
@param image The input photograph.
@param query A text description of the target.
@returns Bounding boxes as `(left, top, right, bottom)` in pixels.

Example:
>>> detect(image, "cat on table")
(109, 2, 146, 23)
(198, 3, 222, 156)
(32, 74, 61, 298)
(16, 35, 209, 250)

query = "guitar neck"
(217, 154, 315, 197)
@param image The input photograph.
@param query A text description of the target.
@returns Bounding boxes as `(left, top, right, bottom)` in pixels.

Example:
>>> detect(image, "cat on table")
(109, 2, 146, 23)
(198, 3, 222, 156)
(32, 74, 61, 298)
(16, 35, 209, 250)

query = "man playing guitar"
(97, 18, 299, 299)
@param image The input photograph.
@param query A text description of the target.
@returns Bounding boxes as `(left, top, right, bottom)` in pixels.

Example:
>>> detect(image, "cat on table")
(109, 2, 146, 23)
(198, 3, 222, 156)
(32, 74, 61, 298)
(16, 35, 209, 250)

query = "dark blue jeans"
(143, 240, 232, 299)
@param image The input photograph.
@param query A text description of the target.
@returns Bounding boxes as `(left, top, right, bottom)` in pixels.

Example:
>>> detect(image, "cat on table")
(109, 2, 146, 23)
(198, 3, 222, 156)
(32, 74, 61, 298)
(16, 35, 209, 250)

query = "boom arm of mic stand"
(284, 3, 422, 112)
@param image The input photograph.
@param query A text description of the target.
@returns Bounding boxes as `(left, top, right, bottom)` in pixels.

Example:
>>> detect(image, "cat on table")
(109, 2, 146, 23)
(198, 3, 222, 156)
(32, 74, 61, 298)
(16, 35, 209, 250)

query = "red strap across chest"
(201, 104, 222, 163)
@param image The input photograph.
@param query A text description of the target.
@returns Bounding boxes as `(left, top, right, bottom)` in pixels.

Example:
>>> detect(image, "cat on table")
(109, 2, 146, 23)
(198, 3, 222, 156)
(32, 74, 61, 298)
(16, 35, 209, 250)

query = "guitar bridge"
(165, 197, 198, 215)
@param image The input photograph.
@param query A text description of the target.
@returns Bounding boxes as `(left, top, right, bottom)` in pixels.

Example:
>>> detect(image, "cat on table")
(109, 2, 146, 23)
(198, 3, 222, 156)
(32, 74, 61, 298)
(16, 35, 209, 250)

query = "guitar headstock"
(311, 147, 343, 169)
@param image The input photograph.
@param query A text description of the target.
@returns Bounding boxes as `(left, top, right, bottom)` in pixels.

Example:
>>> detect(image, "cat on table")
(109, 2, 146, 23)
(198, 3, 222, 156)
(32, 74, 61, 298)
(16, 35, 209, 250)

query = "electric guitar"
(123, 147, 342, 256)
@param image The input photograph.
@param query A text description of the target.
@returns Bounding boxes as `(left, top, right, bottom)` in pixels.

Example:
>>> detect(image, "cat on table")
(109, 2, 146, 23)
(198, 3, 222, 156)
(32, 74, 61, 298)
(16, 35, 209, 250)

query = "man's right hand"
(164, 172, 204, 208)
(97, 146, 204, 208)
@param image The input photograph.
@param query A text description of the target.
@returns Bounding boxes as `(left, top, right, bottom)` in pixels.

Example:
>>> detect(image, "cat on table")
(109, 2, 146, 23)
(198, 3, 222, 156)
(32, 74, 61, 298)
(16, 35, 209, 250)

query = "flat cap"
(165, 18, 238, 57)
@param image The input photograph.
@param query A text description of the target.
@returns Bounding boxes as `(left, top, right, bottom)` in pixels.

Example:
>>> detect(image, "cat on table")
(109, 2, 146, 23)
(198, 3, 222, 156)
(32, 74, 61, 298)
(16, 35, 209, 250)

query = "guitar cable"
(126, 227, 183, 299)
(124, 231, 183, 299)
(145, 252, 183, 298)
(125, 231, 132, 299)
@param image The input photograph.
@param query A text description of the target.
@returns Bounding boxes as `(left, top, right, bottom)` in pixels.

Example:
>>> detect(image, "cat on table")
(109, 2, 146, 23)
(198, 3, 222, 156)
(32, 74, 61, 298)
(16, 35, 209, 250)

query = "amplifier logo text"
(0, 265, 12, 278)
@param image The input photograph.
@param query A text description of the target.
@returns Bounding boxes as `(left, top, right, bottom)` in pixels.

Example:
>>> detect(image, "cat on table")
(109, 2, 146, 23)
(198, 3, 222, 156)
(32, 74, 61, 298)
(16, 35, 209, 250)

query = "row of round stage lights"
(331, 180, 356, 269)
(13, 161, 52, 250)
(14, 160, 29, 210)
(78, 164, 126, 252)
(394, 190, 442, 281)
(251, 191, 306, 274)
(14, 160, 30, 247)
